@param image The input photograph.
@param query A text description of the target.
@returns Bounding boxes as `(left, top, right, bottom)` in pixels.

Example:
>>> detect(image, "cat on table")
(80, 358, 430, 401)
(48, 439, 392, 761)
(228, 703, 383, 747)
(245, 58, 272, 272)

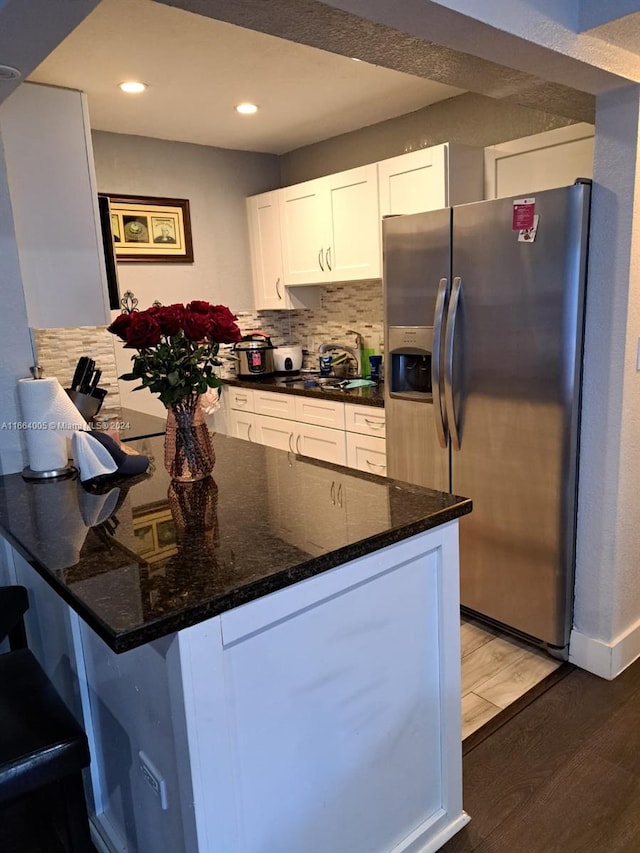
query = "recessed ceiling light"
(235, 102, 258, 115)
(0, 65, 21, 81)
(119, 81, 147, 94)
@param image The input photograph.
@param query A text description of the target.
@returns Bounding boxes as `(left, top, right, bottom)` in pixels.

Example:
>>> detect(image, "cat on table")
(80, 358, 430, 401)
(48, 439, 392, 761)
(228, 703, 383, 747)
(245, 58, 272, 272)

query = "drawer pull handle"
(247, 423, 253, 442)
(364, 418, 384, 430)
(288, 433, 294, 453)
(296, 434, 302, 454)
(337, 482, 343, 508)
(366, 459, 385, 471)
(330, 481, 336, 505)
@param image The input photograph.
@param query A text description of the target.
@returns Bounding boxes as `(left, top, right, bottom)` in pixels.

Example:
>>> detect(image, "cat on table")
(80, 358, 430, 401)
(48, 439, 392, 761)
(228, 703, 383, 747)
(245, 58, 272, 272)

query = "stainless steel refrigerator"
(383, 181, 591, 657)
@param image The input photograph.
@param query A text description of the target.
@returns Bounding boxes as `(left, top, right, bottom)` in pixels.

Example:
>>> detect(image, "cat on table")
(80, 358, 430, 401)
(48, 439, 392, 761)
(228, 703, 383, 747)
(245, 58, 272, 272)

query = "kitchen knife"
(88, 368, 102, 395)
(77, 358, 95, 394)
(70, 356, 89, 391)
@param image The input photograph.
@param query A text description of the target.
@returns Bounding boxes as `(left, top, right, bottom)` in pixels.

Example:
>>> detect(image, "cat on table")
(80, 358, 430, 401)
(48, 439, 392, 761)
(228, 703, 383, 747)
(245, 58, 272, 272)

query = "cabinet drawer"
(228, 386, 255, 412)
(346, 433, 386, 476)
(344, 404, 386, 438)
(254, 390, 297, 420)
(294, 396, 345, 429)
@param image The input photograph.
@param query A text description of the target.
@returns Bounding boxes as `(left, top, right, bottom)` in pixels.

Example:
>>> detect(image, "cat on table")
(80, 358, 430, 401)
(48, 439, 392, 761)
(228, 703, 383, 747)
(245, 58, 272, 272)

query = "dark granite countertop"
(0, 433, 470, 654)
(223, 375, 385, 407)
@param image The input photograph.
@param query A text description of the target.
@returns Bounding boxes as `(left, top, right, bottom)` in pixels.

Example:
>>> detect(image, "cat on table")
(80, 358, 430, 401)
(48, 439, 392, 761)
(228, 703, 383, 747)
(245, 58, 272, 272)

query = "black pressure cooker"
(233, 332, 275, 378)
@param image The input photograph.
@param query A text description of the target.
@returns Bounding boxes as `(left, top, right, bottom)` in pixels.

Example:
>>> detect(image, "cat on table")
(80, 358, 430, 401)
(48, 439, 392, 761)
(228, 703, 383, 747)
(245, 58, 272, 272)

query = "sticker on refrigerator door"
(512, 197, 535, 230)
(518, 214, 539, 243)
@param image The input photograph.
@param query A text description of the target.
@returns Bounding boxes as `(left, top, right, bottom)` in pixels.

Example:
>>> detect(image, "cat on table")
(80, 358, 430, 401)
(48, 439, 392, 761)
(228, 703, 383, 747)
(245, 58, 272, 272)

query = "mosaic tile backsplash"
(230, 279, 384, 376)
(34, 326, 122, 422)
(34, 279, 384, 406)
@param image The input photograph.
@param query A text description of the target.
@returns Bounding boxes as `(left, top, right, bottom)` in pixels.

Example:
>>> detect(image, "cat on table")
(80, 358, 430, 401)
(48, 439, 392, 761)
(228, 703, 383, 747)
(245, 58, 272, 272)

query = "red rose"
(107, 313, 132, 341)
(124, 312, 162, 348)
(154, 304, 185, 336)
(208, 305, 241, 343)
(185, 300, 212, 315)
(182, 311, 211, 341)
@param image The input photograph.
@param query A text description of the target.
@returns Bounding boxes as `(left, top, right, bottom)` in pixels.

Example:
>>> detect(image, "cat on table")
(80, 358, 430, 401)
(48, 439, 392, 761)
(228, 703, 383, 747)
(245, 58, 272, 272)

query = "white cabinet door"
(483, 123, 594, 199)
(0, 83, 110, 328)
(247, 192, 321, 310)
(378, 144, 449, 217)
(378, 143, 484, 217)
(279, 178, 329, 285)
(296, 423, 346, 465)
(255, 414, 296, 453)
(346, 432, 387, 476)
(326, 164, 381, 282)
(280, 165, 381, 286)
(228, 409, 256, 442)
(246, 191, 287, 310)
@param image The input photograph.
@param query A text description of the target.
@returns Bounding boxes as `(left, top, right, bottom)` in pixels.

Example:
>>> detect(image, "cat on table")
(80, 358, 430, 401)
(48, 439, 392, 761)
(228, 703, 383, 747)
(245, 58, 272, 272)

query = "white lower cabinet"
(227, 387, 385, 472)
(228, 408, 256, 442)
(255, 414, 295, 452)
(346, 432, 387, 476)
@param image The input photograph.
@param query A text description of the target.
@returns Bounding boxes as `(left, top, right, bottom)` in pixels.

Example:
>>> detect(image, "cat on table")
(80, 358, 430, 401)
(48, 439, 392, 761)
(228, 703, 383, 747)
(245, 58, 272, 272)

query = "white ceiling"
(27, 0, 465, 155)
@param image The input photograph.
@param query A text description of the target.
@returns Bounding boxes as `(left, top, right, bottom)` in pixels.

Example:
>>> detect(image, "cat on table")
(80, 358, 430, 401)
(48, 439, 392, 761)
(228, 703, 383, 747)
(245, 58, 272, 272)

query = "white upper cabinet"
(0, 83, 110, 328)
(247, 191, 286, 310)
(280, 164, 380, 286)
(246, 190, 320, 310)
(483, 123, 594, 199)
(378, 143, 484, 217)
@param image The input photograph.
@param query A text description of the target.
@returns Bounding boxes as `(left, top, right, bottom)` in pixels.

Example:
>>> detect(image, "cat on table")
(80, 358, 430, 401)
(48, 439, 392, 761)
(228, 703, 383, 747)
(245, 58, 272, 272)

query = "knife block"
(65, 389, 103, 421)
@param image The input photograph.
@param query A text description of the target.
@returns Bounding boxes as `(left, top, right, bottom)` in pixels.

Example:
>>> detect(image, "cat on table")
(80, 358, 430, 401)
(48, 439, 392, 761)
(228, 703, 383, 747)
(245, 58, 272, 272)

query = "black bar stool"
(0, 585, 93, 851)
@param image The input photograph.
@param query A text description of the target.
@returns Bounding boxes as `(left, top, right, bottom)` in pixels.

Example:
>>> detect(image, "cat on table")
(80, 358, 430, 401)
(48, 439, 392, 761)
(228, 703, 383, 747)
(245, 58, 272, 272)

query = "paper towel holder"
(22, 463, 77, 481)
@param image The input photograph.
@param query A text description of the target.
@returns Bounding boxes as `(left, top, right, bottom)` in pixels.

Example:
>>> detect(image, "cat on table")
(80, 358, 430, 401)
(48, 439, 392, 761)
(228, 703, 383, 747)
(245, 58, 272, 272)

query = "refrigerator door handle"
(431, 277, 449, 449)
(444, 276, 462, 451)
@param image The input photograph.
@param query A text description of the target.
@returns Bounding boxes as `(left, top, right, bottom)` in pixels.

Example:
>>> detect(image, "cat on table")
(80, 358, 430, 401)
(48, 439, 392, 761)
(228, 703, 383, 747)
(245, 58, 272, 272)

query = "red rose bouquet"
(108, 301, 241, 408)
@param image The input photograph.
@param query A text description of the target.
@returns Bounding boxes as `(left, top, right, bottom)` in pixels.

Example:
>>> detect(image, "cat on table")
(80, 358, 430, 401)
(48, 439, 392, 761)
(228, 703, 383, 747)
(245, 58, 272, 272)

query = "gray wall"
(0, 135, 35, 476)
(91, 131, 281, 314)
(280, 92, 579, 184)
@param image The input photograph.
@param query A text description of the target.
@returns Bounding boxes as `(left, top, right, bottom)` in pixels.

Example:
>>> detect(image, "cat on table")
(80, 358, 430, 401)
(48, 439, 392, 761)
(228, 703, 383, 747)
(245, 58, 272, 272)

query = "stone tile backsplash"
(229, 279, 384, 375)
(34, 279, 384, 402)
(34, 326, 122, 422)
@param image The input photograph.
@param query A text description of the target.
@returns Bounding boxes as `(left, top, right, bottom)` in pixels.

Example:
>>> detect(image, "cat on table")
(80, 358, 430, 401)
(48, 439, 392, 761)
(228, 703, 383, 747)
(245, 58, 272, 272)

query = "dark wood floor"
(442, 655, 640, 853)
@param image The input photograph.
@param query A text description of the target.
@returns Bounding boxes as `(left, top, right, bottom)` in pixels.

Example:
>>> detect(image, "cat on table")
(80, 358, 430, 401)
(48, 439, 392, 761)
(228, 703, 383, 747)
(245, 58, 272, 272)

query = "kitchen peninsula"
(0, 430, 471, 853)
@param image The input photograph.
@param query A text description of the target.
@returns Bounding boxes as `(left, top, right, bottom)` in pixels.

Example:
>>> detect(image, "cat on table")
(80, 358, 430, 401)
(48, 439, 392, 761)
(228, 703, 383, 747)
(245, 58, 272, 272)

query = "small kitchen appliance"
(273, 345, 303, 375)
(233, 333, 275, 378)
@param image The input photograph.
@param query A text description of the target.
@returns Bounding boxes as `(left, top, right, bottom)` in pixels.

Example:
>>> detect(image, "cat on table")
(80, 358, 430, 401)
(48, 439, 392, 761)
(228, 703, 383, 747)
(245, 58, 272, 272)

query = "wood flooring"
(444, 649, 640, 853)
(460, 616, 561, 739)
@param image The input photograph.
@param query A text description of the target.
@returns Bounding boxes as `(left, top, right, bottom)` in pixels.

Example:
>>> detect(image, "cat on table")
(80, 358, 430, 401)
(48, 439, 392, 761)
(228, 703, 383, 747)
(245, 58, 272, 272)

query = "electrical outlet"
(138, 750, 168, 810)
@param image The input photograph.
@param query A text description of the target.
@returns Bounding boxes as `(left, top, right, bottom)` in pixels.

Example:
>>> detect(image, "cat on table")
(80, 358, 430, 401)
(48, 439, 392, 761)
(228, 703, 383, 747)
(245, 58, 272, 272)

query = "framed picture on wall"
(103, 194, 194, 263)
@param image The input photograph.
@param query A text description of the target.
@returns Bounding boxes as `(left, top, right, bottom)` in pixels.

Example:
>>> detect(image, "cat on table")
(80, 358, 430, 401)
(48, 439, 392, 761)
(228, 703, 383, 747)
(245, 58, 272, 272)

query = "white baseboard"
(570, 617, 640, 679)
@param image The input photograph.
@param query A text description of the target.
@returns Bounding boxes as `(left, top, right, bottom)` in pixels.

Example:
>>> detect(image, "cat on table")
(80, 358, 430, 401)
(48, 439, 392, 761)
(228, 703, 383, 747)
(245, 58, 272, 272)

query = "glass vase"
(164, 394, 215, 482)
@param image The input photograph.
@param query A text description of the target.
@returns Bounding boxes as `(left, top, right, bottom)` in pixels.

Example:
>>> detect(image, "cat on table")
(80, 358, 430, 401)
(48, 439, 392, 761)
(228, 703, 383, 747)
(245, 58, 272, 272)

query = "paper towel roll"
(17, 378, 88, 472)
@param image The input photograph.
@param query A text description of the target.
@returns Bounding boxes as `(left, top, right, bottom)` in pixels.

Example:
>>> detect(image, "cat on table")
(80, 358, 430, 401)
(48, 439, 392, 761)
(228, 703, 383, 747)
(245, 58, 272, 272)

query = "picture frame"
(103, 194, 194, 263)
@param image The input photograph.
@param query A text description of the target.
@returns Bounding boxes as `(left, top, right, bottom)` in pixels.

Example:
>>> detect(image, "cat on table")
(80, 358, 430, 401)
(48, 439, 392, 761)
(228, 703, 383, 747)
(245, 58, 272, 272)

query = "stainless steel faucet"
(317, 343, 362, 377)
